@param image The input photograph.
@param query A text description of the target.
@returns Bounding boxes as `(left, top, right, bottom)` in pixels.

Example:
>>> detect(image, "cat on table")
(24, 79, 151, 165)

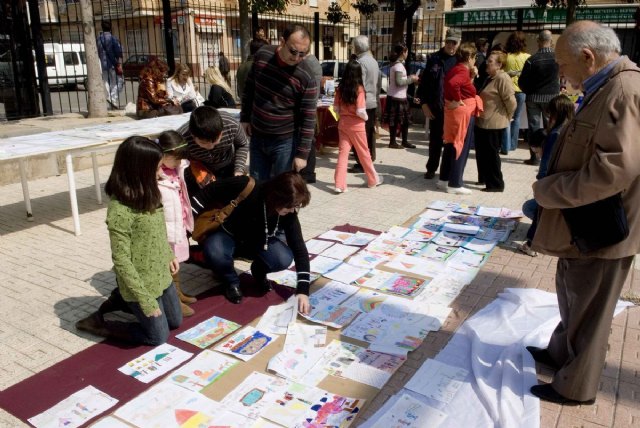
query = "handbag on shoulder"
(191, 177, 255, 243)
(561, 193, 629, 253)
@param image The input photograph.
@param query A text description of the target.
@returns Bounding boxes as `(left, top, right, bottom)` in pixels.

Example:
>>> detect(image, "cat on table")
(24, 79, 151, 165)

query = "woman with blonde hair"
(166, 63, 203, 113)
(204, 66, 236, 108)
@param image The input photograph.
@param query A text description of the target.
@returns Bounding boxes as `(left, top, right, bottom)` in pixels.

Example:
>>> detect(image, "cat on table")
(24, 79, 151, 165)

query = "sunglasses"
(287, 44, 307, 58)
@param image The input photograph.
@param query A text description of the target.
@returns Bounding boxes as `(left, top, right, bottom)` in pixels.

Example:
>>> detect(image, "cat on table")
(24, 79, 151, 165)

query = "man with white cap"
(417, 28, 461, 179)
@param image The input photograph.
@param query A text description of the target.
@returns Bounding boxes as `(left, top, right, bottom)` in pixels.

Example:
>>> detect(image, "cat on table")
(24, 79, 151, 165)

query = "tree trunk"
(566, 0, 577, 25)
(79, 0, 107, 117)
(239, 0, 251, 62)
(391, 0, 421, 45)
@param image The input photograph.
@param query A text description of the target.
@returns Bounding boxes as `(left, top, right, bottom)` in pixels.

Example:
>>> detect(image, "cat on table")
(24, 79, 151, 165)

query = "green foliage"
(531, 0, 587, 7)
(250, 0, 298, 14)
(326, 2, 350, 24)
(352, 0, 379, 19)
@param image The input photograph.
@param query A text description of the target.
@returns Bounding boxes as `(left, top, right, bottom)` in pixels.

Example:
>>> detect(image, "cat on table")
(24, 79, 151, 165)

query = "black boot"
(225, 283, 243, 304)
(251, 261, 273, 293)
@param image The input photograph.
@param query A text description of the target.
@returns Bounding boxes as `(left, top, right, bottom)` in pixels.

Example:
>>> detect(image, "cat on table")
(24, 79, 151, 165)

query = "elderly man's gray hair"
(563, 21, 621, 61)
(353, 35, 370, 54)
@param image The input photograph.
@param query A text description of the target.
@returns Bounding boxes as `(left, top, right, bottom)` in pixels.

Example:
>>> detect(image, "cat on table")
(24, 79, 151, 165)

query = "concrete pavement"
(0, 115, 638, 427)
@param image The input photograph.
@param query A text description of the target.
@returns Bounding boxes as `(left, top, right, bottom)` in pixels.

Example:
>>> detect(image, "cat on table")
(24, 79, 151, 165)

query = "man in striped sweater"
(178, 106, 249, 178)
(240, 24, 318, 181)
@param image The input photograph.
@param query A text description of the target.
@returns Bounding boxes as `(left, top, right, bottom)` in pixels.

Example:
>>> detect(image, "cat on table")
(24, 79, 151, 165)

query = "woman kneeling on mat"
(188, 171, 311, 314)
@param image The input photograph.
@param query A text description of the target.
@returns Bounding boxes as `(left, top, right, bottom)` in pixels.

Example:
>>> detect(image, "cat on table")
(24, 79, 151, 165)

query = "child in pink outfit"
(333, 60, 381, 193)
(156, 130, 196, 316)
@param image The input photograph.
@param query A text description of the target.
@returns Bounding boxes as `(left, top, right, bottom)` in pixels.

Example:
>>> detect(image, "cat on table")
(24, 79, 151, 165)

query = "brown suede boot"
(75, 312, 110, 338)
(173, 273, 197, 304)
(180, 301, 195, 317)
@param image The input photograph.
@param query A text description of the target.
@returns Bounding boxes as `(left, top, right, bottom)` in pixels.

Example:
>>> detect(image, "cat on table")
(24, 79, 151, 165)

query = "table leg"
(91, 152, 102, 205)
(65, 153, 81, 236)
(18, 159, 33, 222)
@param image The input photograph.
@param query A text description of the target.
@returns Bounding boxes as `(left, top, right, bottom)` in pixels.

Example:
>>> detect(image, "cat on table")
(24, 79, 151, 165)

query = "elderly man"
(529, 21, 640, 405)
(519, 30, 560, 165)
(349, 35, 380, 174)
(418, 28, 461, 179)
(241, 24, 318, 181)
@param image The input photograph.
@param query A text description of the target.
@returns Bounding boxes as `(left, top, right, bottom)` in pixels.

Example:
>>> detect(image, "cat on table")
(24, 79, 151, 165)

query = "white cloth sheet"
(361, 288, 632, 428)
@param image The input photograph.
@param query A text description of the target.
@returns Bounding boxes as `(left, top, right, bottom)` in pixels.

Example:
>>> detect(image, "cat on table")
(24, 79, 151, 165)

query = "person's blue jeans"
(250, 134, 295, 181)
(503, 92, 526, 152)
(104, 284, 182, 346)
(202, 229, 293, 288)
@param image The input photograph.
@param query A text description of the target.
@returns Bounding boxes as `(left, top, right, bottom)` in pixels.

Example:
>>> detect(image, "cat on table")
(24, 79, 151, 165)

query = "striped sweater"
(240, 45, 318, 160)
(177, 110, 249, 176)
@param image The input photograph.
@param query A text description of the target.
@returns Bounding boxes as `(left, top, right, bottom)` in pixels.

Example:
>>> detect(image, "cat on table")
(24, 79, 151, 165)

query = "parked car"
(320, 60, 348, 89)
(122, 54, 166, 80)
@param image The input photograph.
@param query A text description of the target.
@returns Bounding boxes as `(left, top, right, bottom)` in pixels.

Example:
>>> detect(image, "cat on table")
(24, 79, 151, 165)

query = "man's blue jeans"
(250, 134, 295, 181)
(503, 92, 526, 152)
(202, 229, 294, 288)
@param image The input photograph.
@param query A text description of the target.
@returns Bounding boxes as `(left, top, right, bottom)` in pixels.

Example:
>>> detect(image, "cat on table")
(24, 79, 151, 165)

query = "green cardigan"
(106, 199, 175, 315)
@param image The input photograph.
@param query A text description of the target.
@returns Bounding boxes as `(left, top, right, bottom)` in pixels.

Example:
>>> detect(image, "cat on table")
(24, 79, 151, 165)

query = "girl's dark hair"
(105, 136, 163, 212)
(338, 60, 363, 106)
(157, 130, 188, 159)
(547, 94, 575, 131)
(263, 171, 311, 213)
(388, 43, 407, 63)
(506, 31, 527, 54)
(456, 42, 477, 63)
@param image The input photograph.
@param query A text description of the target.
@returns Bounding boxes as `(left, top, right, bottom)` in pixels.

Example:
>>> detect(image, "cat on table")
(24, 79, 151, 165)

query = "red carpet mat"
(0, 224, 378, 425)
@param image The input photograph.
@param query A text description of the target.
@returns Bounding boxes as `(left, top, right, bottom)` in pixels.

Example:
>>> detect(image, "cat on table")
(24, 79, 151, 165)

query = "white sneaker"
(436, 180, 448, 190)
(334, 187, 348, 194)
(447, 186, 472, 195)
(369, 175, 384, 188)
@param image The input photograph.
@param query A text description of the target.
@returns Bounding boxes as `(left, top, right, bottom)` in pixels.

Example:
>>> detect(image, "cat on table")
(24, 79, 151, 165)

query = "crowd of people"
(81, 21, 640, 410)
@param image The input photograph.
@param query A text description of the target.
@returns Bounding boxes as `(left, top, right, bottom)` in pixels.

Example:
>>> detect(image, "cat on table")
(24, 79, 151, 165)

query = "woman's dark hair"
(105, 136, 163, 212)
(547, 94, 575, 131)
(157, 130, 188, 159)
(338, 60, 363, 106)
(264, 171, 311, 213)
(189, 106, 224, 141)
(506, 31, 527, 54)
(388, 43, 407, 63)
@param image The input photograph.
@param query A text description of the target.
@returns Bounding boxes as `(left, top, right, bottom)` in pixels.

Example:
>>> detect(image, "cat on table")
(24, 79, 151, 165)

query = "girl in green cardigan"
(75, 136, 182, 345)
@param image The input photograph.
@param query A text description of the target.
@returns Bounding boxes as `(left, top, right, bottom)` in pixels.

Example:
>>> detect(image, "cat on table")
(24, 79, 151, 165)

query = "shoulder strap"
(229, 177, 255, 207)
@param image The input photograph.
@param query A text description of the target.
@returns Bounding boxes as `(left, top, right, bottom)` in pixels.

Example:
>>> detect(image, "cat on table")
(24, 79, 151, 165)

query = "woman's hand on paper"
(297, 294, 310, 315)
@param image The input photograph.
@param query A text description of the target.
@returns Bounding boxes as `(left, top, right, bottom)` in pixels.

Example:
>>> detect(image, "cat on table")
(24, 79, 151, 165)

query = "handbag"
(561, 193, 629, 253)
(191, 177, 255, 243)
(114, 63, 123, 76)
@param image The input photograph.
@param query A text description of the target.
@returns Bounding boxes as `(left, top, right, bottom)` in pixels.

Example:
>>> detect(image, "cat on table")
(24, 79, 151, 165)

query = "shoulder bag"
(191, 177, 255, 243)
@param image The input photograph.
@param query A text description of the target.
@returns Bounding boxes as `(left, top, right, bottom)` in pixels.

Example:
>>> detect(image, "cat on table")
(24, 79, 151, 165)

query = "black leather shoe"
(254, 276, 273, 293)
(348, 164, 364, 173)
(401, 142, 416, 149)
(526, 346, 558, 369)
(482, 187, 504, 193)
(424, 171, 436, 179)
(530, 384, 595, 406)
(524, 158, 540, 166)
(388, 142, 403, 149)
(225, 284, 243, 304)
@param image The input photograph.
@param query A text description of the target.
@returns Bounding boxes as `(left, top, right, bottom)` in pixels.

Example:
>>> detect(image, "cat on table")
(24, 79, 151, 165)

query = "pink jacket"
(158, 161, 194, 248)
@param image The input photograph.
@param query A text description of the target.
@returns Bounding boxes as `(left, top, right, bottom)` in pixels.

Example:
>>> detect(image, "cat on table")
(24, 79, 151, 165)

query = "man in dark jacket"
(417, 28, 460, 179)
(518, 30, 560, 165)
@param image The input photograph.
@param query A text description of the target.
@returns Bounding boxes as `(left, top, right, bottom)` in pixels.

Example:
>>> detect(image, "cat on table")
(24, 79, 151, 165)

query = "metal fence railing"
(0, 2, 638, 121)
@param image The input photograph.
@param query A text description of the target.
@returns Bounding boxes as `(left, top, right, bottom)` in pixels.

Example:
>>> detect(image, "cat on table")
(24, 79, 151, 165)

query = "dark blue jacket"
(417, 48, 457, 116)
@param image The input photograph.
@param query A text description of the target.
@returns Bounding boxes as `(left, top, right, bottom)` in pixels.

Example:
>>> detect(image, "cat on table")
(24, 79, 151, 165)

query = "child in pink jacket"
(333, 60, 382, 193)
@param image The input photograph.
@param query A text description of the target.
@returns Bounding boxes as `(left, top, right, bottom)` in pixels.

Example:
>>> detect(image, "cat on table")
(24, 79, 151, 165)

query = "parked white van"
(36, 43, 87, 89)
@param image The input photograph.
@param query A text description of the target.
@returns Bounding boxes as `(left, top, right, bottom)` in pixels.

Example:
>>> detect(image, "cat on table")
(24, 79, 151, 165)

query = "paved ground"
(0, 115, 638, 427)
